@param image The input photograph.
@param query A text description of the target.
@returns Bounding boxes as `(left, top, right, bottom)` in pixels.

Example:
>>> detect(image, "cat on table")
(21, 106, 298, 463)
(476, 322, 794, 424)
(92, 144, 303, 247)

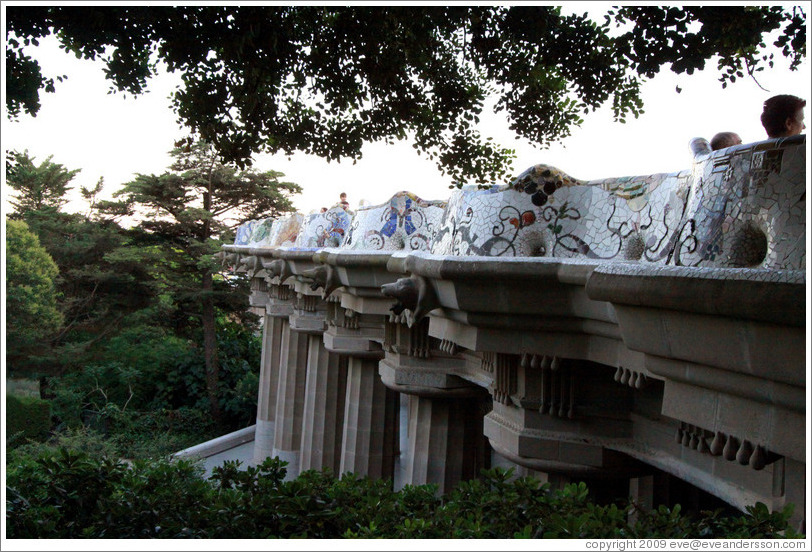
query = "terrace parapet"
(221, 134, 805, 522)
(379, 135, 805, 514)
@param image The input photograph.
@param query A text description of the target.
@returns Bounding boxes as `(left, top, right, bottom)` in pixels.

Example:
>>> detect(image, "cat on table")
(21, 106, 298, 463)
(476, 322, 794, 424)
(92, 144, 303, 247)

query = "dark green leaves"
(6, 6, 806, 185)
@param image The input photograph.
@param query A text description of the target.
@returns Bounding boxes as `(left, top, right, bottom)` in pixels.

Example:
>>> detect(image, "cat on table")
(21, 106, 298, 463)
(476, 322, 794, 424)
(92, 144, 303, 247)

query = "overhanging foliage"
(6, 6, 805, 184)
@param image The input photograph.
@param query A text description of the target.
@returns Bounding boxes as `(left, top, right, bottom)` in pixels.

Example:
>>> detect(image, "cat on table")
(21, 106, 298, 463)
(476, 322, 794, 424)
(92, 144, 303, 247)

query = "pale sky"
(1, 6, 811, 552)
(2, 3, 810, 218)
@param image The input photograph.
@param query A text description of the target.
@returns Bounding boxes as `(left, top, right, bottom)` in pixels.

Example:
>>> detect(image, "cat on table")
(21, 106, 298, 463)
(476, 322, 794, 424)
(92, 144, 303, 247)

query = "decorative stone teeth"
(681, 425, 691, 447)
(271, 284, 292, 301)
(723, 435, 740, 462)
(298, 294, 319, 312)
(342, 309, 359, 329)
(736, 440, 754, 466)
(676, 430, 768, 470)
(749, 445, 767, 470)
(537, 363, 575, 419)
(620, 368, 631, 385)
(481, 352, 495, 374)
(709, 432, 726, 456)
(439, 339, 457, 355)
(388, 311, 409, 325)
(250, 278, 269, 292)
(493, 389, 510, 405)
(614, 367, 647, 389)
(408, 321, 430, 359)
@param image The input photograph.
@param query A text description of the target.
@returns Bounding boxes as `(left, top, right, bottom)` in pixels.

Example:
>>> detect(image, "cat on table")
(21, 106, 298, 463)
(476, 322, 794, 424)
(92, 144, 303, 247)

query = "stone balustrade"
(222, 135, 805, 526)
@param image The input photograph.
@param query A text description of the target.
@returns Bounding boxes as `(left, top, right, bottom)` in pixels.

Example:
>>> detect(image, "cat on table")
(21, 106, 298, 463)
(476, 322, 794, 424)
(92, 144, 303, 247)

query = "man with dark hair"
(710, 131, 742, 150)
(760, 94, 806, 138)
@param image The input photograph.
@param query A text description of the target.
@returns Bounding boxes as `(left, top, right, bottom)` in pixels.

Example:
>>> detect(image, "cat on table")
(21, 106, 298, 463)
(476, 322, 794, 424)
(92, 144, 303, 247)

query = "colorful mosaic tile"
(245, 217, 275, 247)
(231, 135, 804, 271)
(670, 135, 805, 269)
(430, 165, 690, 260)
(293, 206, 353, 249)
(426, 134, 804, 268)
(266, 213, 303, 247)
(344, 191, 447, 251)
(431, 184, 544, 256)
(234, 219, 258, 245)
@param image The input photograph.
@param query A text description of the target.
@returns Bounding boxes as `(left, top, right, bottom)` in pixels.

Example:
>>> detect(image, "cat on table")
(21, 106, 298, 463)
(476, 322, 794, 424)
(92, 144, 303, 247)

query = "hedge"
(5, 445, 804, 539)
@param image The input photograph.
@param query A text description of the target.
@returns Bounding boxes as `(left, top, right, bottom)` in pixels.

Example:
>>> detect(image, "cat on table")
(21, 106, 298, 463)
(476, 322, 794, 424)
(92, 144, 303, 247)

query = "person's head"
(340, 192, 347, 200)
(761, 94, 806, 138)
(710, 132, 742, 151)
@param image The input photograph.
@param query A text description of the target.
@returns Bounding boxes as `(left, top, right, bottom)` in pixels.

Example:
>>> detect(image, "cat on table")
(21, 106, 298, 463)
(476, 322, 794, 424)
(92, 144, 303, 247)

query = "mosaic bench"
(430, 165, 689, 262)
(343, 191, 447, 252)
(233, 213, 303, 248)
(428, 134, 805, 270)
(671, 134, 805, 270)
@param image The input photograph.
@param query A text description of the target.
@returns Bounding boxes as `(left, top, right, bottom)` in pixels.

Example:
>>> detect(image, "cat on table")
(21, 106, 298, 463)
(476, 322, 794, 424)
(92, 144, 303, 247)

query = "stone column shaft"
(272, 321, 310, 479)
(340, 356, 398, 480)
(405, 396, 487, 494)
(253, 313, 285, 464)
(299, 338, 348, 474)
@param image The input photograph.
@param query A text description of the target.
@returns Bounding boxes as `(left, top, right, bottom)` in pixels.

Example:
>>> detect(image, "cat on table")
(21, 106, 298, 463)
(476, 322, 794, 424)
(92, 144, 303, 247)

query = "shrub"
(6, 393, 51, 446)
(103, 405, 219, 459)
(5, 444, 805, 540)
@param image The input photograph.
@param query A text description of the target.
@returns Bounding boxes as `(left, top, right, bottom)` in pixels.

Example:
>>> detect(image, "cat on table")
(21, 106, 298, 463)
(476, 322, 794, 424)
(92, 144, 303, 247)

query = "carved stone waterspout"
(381, 275, 438, 327)
(300, 264, 342, 298)
(263, 258, 292, 282)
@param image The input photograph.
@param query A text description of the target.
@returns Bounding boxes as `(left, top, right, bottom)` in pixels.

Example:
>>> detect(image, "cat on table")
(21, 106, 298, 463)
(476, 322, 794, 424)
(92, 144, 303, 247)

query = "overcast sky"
(3, 4, 810, 217)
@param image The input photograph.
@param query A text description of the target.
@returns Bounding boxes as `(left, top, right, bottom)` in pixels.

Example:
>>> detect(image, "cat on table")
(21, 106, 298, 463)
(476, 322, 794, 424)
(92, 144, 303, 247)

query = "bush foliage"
(5, 441, 803, 539)
(6, 394, 52, 445)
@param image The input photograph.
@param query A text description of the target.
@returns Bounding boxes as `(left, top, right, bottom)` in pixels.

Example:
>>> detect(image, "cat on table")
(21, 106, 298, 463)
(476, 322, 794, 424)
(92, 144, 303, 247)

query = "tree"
(5, 219, 64, 376)
(6, 151, 158, 374)
(5, 6, 805, 184)
(108, 139, 300, 419)
(6, 150, 80, 215)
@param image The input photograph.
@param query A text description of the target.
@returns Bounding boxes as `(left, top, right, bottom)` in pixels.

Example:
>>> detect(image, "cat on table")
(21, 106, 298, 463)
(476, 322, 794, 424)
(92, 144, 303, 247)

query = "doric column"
(380, 313, 491, 492)
(271, 318, 310, 479)
(405, 394, 488, 493)
(340, 355, 399, 480)
(299, 336, 348, 474)
(271, 265, 331, 480)
(253, 280, 293, 465)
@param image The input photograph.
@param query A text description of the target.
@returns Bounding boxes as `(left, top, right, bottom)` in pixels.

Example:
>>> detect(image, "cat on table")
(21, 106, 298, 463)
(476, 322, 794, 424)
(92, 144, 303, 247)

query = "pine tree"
(110, 139, 301, 419)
